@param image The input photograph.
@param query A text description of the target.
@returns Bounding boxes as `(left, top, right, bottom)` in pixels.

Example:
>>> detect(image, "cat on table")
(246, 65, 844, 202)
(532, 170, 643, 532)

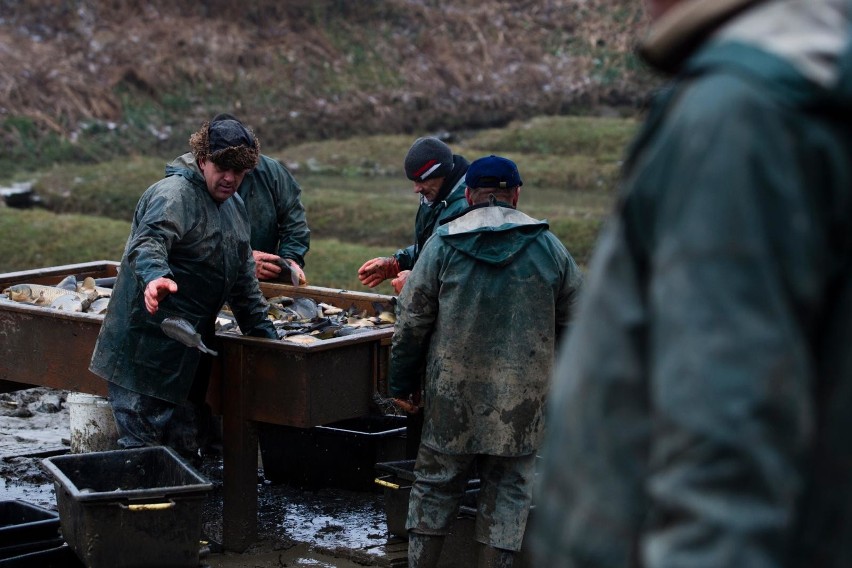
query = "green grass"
(0, 114, 636, 284)
(0, 208, 130, 271)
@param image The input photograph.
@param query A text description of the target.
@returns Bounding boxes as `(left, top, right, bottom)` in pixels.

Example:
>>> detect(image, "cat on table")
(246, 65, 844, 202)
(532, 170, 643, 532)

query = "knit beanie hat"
(404, 137, 454, 181)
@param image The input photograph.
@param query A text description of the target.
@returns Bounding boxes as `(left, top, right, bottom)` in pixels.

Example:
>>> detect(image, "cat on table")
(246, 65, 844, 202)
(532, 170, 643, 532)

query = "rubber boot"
(408, 532, 445, 568)
(478, 545, 515, 568)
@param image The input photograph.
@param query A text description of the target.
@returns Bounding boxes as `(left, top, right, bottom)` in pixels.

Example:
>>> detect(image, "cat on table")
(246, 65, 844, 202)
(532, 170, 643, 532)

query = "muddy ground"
(0, 387, 413, 567)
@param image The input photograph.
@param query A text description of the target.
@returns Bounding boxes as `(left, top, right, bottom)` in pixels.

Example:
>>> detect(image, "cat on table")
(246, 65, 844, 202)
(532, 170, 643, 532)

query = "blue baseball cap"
(465, 155, 523, 189)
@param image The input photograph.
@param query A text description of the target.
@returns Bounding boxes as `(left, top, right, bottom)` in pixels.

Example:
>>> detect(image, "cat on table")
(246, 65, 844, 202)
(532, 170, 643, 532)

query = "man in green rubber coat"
(90, 118, 277, 463)
(390, 155, 583, 567)
(531, 1, 852, 566)
(358, 136, 470, 294)
(210, 113, 310, 286)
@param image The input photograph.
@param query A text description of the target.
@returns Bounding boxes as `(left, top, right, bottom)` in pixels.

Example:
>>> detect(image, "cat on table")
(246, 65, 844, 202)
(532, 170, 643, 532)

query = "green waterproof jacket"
(89, 154, 277, 404)
(389, 203, 583, 456)
(393, 154, 469, 270)
(174, 153, 310, 266)
(532, 2, 852, 567)
(237, 154, 310, 267)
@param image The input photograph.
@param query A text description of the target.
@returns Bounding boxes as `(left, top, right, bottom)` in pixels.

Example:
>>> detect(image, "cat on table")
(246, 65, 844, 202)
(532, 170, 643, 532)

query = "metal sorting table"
(0, 261, 394, 551)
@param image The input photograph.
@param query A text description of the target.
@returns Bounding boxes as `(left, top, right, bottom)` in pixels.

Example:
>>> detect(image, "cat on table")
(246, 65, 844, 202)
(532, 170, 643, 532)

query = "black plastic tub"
(0, 542, 84, 568)
(0, 500, 60, 549)
(259, 414, 407, 491)
(42, 446, 213, 568)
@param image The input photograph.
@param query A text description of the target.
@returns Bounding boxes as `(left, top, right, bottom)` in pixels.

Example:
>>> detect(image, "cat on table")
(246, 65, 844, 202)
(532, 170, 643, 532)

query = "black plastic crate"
(42, 446, 213, 568)
(0, 542, 84, 568)
(0, 500, 60, 549)
(259, 414, 407, 491)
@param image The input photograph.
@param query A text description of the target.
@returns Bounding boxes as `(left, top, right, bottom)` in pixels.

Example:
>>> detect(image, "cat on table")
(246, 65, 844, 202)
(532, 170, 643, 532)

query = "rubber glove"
(253, 250, 282, 281)
(390, 270, 410, 295)
(358, 256, 400, 288)
(144, 277, 178, 315)
(392, 391, 421, 414)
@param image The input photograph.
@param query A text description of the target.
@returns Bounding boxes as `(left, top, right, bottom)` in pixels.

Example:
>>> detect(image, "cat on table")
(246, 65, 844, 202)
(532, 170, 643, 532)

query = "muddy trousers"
(406, 445, 536, 551)
(408, 533, 445, 568)
(107, 381, 201, 464)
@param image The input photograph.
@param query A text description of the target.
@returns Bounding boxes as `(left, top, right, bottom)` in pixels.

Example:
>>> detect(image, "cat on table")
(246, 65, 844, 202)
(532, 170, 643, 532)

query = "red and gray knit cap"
(404, 137, 454, 181)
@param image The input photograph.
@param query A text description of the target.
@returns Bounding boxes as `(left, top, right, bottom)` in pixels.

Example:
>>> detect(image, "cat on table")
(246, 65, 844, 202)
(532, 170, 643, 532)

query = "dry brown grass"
(0, 0, 655, 147)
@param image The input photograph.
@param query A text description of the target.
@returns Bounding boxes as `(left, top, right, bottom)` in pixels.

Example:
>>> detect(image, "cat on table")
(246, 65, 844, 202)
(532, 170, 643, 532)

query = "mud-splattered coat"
(394, 155, 470, 271)
(389, 203, 582, 456)
(532, 1, 852, 566)
(90, 154, 276, 404)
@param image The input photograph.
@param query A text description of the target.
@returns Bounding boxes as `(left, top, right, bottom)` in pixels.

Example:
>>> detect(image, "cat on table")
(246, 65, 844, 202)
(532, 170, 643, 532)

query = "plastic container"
(66, 393, 119, 453)
(259, 414, 407, 491)
(0, 500, 60, 549)
(0, 542, 83, 567)
(42, 446, 213, 568)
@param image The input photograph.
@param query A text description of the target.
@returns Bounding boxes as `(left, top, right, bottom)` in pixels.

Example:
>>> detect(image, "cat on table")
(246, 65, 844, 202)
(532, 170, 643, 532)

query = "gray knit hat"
(404, 137, 453, 181)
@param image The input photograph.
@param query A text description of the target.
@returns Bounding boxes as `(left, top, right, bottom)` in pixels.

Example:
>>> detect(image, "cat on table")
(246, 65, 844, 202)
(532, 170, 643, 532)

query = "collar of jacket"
(433, 154, 470, 204)
(639, 0, 766, 74)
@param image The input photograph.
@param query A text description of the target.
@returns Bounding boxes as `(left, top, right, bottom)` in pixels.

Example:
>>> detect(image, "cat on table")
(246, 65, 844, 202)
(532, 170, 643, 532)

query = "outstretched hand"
(144, 277, 178, 315)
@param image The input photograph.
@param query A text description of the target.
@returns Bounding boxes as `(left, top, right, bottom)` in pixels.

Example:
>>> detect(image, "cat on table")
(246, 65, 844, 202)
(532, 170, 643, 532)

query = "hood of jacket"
(164, 152, 205, 185)
(436, 204, 549, 267)
(640, 0, 851, 100)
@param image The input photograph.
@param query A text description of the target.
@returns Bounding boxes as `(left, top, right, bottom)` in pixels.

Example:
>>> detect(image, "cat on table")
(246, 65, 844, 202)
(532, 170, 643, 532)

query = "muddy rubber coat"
(89, 154, 276, 404)
(532, 1, 852, 565)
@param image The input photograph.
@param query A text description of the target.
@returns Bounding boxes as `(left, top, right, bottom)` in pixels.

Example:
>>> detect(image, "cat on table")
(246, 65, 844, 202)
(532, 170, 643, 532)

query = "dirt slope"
(0, 0, 656, 150)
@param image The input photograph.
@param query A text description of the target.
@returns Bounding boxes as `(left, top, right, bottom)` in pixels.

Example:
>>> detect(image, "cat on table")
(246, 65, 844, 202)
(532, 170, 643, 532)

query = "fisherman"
(531, 1, 852, 567)
(357, 136, 469, 294)
(389, 155, 583, 568)
(208, 113, 310, 285)
(89, 118, 278, 464)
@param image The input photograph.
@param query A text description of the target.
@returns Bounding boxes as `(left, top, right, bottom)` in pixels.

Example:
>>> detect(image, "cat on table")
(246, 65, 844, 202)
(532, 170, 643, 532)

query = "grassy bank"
(0, 115, 637, 291)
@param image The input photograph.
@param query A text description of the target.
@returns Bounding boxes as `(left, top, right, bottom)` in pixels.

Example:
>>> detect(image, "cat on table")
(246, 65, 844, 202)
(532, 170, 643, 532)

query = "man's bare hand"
(144, 277, 178, 315)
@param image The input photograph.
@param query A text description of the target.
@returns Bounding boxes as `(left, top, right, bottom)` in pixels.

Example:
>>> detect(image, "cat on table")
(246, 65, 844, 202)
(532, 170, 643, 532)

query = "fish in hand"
(160, 317, 219, 356)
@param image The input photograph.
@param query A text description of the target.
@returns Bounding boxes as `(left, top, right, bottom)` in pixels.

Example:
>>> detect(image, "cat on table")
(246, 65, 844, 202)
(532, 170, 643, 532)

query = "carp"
(4, 284, 92, 310)
(160, 317, 219, 356)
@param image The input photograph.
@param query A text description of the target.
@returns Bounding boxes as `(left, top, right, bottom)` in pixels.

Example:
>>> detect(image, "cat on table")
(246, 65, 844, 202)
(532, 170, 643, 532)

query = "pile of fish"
(1, 274, 396, 345)
(1, 275, 112, 314)
(217, 295, 396, 344)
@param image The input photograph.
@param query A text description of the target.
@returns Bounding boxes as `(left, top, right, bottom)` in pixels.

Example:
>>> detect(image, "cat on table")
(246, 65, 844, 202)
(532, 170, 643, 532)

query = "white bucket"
(67, 393, 120, 453)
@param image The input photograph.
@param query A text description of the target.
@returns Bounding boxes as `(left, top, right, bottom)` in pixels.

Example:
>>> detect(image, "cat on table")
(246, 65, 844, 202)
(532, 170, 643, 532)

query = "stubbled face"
(198, 157, 249, 203)
(413, 177, 444, 203)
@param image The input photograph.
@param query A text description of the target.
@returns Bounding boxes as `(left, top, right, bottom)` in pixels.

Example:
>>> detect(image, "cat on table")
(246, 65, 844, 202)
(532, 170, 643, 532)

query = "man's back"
(392, 203, 582, 456)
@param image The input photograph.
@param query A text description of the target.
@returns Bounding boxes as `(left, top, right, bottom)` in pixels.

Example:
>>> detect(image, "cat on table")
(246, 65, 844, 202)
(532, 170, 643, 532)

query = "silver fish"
(49, 294, 86, 312)
(87, 297, 111, 315)
(160, 317, 218, 356)
(56, 275, 78, 292)
(4, 284, 92, 309)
